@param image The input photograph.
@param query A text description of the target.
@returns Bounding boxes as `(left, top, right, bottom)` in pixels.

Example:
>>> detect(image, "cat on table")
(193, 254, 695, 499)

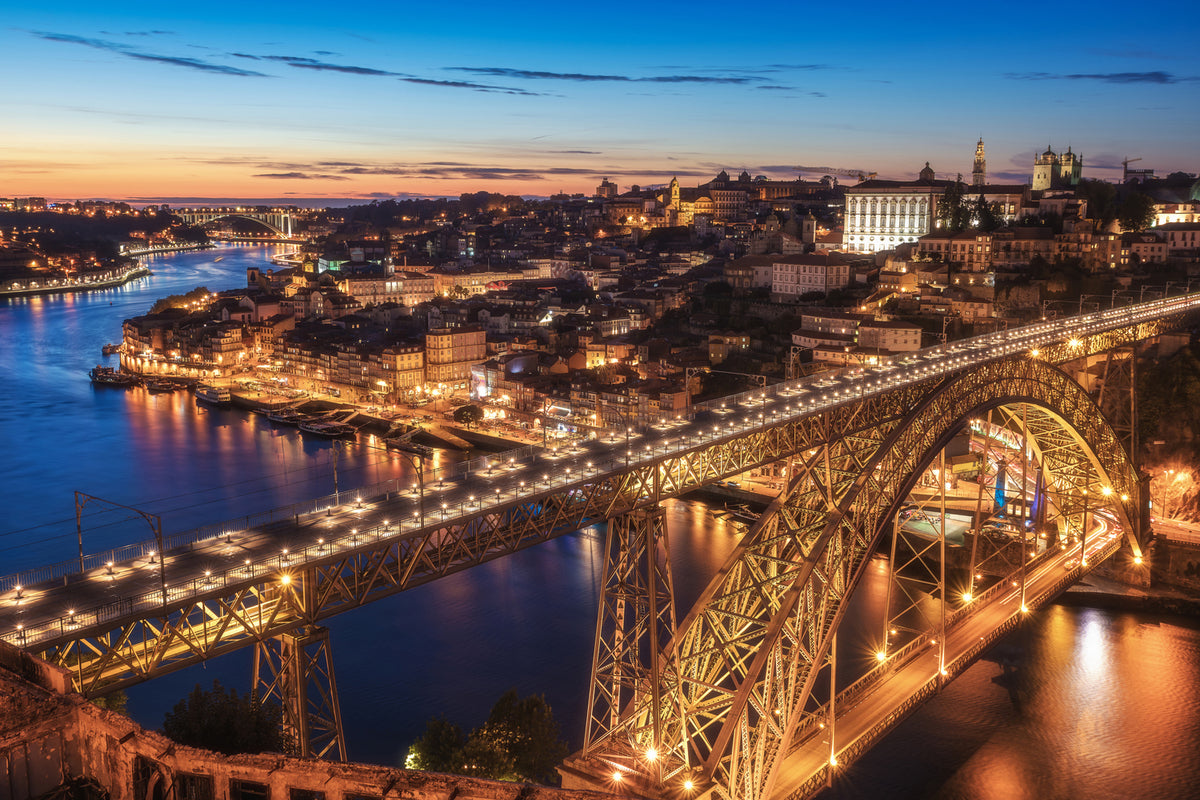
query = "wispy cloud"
(264, 55, 402, 76)
(1006, 70, 1196, 84)
(233, 53, 539, 93)
(33, 31, 267, 76)
(755, 85, 825, 97)
(449, 66, 753, 84)
(400, 77, 541, 95)
(253, 172, 351, 181)
(239, 158, 716, 182)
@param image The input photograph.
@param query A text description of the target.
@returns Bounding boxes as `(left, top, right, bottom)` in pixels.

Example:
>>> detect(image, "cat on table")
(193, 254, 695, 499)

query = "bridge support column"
(583, 504, 682, 782)
(1096, 344, 1150, 552)
(253, 625, 346, 761)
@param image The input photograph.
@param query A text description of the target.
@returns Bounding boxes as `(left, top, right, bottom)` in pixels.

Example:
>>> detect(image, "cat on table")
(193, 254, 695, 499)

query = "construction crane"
(1122, 157, 1143, 182)
(795, 165, 878, 182)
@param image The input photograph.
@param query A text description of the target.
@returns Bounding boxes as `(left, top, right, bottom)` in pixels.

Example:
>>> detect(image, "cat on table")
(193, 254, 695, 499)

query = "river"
(1, 245, 1198, 797)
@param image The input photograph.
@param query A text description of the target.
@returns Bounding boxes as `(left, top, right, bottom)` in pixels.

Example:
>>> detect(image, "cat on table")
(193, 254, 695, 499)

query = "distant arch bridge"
(174, 207, 296, 237)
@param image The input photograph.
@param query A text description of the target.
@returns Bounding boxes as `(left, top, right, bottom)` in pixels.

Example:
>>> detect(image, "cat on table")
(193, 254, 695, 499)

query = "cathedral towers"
(1032, 145, 1083, 191)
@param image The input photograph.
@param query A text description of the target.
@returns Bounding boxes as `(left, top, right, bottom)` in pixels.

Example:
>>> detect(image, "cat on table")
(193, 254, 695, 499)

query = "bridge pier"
(572, 503, 683, 791)
(252, 625, 346, 761)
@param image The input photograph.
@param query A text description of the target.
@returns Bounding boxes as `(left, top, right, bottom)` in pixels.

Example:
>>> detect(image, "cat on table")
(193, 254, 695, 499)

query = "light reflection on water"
(4, 246, 1199, 788)
(821, 605, 1200, 800)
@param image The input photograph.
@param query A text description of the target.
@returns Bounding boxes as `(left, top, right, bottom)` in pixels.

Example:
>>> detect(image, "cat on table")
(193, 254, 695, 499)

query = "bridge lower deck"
(771, 524, 1123, 800)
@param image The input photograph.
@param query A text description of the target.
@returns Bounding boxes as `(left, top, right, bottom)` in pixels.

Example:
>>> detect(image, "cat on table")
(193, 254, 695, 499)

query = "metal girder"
(588, 357, 1143, 800)
(583, 505, 682, 782)
(1096, 345, 1138, 465)
(17, 306, 1180, 742)
(253, 625, 346, 761)
(28, 391, 922, 697)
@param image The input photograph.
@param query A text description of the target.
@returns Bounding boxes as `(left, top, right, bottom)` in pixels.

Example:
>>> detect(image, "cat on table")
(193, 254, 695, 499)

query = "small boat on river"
(384, 437, 433, 458)
(299, 419, 357, 438)
(145, 378, 181, 394)
(267, 408, 308, 426)
(194, 383, 232, 407)
(89, 366, 138, 387)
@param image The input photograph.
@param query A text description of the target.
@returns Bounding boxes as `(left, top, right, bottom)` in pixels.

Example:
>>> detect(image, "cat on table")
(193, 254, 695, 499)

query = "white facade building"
(844, 164, 949, 255)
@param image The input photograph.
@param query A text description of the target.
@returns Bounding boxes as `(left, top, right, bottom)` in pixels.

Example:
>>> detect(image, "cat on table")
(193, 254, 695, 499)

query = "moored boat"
(194, 383, 232, 406)
(299, 420, 357, 438)
(145, 378, 180, 394)
(267, 408, 307, 426)
(384, 437, 433, 457)
(89, 366, 138, 387)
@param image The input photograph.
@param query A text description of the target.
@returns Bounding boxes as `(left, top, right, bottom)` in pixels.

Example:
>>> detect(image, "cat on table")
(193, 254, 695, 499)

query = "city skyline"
(3, 0, 1198, 204)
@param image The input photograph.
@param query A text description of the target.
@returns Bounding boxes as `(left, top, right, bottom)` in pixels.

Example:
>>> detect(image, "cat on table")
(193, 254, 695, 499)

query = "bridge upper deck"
(2, 293, 1197, 670)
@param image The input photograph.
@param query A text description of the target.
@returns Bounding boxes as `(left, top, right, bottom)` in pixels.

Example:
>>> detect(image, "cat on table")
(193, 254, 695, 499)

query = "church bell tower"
(972, 138, 987, 187)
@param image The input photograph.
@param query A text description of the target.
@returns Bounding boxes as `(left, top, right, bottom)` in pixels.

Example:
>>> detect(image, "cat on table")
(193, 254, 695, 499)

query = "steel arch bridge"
(567, 355, 1142, 800)
(175, 207, 295, 237)
(0, 293, 1196, 768)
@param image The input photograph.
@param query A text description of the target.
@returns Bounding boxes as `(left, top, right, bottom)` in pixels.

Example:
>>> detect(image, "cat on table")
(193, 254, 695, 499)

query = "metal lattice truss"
(253, 625, 346, 761)
(595, 357, 1142, 800)
(30, 320, 1162, 701)
(583, 505, 683, 779)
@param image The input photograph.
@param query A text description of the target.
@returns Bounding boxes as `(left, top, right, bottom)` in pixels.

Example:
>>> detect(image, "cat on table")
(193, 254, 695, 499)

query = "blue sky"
(2, 0, 1197, 203)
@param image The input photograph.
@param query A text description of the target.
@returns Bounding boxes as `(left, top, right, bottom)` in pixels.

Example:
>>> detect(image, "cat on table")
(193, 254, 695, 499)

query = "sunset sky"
(3, 0, 1197, 204)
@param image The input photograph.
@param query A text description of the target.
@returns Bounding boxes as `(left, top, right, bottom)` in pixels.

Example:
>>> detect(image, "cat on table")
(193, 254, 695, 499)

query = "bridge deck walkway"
(3, 294, 1196, 656)
(771, 522, 1123, 800)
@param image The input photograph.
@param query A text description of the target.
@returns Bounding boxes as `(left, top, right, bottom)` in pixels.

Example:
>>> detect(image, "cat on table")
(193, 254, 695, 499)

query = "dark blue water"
(3, 245, 1199, 797)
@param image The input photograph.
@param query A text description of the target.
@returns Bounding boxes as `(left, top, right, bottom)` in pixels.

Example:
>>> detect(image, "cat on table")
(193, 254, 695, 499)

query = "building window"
(231, 781, 269, 800)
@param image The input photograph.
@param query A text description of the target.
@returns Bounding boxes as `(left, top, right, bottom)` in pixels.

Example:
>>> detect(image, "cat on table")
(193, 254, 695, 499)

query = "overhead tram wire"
(0, 439, 421, 547)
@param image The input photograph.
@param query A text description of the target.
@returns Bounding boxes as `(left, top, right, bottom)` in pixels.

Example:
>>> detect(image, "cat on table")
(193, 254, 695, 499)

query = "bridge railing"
(2, 455, 614, 647)
(6, 292, 1197, 596)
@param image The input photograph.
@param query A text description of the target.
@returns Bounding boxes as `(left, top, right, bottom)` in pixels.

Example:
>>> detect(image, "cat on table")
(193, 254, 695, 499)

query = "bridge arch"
(628, 357, 1142, 800)
(194, 214, 286, 236)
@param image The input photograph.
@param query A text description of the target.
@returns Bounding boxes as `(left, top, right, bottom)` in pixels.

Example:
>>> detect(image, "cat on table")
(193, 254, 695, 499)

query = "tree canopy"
(405, 689, 568, 785)
(149, 286, 210, 315)
(162, 680, 289, 755)
(453, 403, 485, 428)
(936, 178, 971, 232)
(1118, 192, 1156, 233)
(1077, 179, 1119, 231)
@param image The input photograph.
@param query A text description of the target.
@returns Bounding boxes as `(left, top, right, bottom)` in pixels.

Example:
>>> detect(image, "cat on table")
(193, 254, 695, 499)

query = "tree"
(406, 716, 466, 772)
(1077, 179, 1119, 231)
(936, 178, 970, 232)
(149, 286, 211, 315)
(404, 690, 568, 784)
(475, 689, 568, 784)
(453, 403, 484, 428)
(162, 681, 288, 755)
(91, 690, 128, 714)
(1118, 192, 1156, 233)
(1151, 462, 1199, 520)
(972, 194, 1001, 231)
